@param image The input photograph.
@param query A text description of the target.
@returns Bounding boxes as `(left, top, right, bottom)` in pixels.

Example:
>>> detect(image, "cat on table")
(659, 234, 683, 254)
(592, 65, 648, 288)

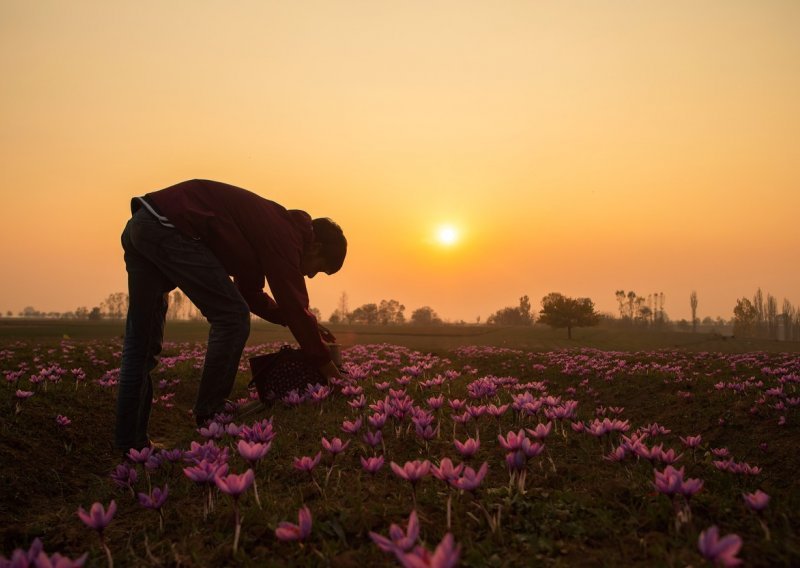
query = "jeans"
(115, 206, 250, 451)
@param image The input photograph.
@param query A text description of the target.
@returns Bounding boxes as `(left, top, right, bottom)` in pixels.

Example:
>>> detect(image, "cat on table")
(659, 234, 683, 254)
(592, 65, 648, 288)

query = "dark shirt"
(146, 179, 330, 365)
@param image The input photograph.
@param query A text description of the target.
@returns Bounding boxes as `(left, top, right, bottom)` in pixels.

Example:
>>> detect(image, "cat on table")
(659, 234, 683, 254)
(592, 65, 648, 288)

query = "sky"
(1, 0, 798, 323)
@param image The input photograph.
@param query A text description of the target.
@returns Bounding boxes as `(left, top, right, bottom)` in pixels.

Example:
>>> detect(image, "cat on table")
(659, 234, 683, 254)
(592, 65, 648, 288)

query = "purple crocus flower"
(363, 429, 383, 448)
(742, 490, 770, 512)
(126, 446, 154, 464)
(275, 506, 312, 542)
(55, 415, 72, 427)
(431, 458, 464, 484)
(391, 460, 431, 485)
(33, 550, 90, 567)
(138, 485, 169, 510)
(360, 455, 385, 475)
(453, 436, 480, 459)
(497, 430, 528, 451)
(321, 437, 350, 456)
(215, 469, 255, 498)
(369, 510, 420, 553)
(293, 452, 322, 473)
(452, 462, 489, 492)
(77, 500, 117, 532)
(110, 463, 138, 491)
(183, 459, 229, 484)
(341, 417, 363, 434)
(237, 440, 271, 464)
(525, 422, 552, 440)
(697, 525, 743, 566)
(680, 434, 702, 448)
(395, 532, 461, 568)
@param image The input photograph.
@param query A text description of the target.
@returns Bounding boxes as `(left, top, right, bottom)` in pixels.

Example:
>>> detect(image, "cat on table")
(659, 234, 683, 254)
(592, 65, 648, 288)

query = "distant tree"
(766, 293, 778, 340)
(410, 306, 442, 325)
(752, 288, 765, 338)
(88, 307, 102, 320)
(75, 306, 89, 319)
(101, 292, 128, 319)
(690, 291, 698, 333)
(350, 303, 379, 325)
(733, 298, 757, 337)
(538, 293, 599, 339)
(309, 306, 322, 321)
(377, 299, 406, 325)
(5, 310, 11, 317)
(676, 319, 690, 331)
(701, 316, 715, 326)
(167, 290, 185, 320)
(487, 296, 534, 326)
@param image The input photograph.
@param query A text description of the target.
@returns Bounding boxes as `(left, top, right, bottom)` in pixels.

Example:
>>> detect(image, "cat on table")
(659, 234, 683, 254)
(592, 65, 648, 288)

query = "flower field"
(2, 336, 799, 566)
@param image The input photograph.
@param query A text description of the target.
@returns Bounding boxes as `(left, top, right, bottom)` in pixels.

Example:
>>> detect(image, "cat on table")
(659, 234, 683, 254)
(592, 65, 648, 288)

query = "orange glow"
(1, 2, 799, 322)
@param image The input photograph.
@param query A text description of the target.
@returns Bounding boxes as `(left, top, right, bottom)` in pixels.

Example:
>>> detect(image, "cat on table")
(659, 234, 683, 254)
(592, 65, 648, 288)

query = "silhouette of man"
(115, 179, 346, 453)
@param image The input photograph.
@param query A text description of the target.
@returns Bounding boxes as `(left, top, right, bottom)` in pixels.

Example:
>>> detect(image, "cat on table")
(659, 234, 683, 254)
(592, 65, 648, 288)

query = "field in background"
(1, 318, 797, 354)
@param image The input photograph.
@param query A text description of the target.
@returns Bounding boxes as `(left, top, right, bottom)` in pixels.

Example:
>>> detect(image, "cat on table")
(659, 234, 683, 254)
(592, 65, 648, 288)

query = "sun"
(435, 224, 460, 246)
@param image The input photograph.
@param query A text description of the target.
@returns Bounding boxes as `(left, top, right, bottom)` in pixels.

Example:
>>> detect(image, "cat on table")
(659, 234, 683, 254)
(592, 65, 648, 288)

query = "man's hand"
(318, 360, 343, 381)
(318, 323, 336, 343)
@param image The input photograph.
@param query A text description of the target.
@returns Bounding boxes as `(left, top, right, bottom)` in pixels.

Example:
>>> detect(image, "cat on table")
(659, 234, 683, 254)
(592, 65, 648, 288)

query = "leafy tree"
(410, 306, 442, 325)
(487, 295, 534, 326)
(101, 292, 128, 319)
(309, 307, 322, 321)
(538, 293, 599, 339)
(88, 307, 102, 320)
(350, 303, 379, 325)
(733, 298, 757, 337)
(378, 299, 406, 325)
(167, 290, 186, 320)
(690, 291, 698, 333)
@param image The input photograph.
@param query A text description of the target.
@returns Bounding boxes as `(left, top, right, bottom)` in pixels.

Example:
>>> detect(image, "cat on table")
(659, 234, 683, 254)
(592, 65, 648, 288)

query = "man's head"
(301, 218, 347, 278)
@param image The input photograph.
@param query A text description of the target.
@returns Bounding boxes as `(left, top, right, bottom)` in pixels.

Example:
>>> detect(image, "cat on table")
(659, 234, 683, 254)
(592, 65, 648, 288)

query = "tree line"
(6, 287, 799, 341)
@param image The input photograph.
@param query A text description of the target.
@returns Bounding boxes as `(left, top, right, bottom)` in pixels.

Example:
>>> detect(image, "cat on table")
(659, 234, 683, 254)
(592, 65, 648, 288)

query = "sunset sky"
(1, 1, 798, 323)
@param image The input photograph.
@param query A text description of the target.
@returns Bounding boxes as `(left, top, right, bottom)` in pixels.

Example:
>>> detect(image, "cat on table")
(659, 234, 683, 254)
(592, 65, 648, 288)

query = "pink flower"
(341, 417, 363, 434)
(497, 430, 527, 451)
(525, 422, 552, 440)
(55, 415, 72, 427)
(293, 452, 322, 473)
(183, 460, 228, 484)
(742, 489, 769, 512)
(321, 436, 350, 456)
(214, 469, 254, 498)
(126, 447, 154, 464)
(391, 460, 431, 485)
(453, 436, 480, 459)
(237, 440, 271, 464)
(369, 510, 420, 553)
(431, 458, 464, 484)
(679, 435, 702, 448)
(698, 525, 742, 566)
(138, 485, 169, 510)
(77, 500, 117, 532)
(363, 430, 383, 448)
(275, 506, 312, 541)
(395, 532, 461, 568)
(452, 462, 488, 492)
(360, 455, 385, 475)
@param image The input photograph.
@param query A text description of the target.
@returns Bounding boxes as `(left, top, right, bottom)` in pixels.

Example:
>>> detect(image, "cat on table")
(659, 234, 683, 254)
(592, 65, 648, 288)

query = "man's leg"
(115, 215, 172, 451)
(127, 210, 251, 423)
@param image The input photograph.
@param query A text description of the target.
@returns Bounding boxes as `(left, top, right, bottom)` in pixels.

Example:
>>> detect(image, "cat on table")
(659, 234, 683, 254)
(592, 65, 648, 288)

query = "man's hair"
(312, 217, 347, 273)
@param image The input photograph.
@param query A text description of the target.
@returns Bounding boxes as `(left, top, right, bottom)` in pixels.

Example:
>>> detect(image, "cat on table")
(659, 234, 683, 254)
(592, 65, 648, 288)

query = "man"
(115, 179, 346, 453)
